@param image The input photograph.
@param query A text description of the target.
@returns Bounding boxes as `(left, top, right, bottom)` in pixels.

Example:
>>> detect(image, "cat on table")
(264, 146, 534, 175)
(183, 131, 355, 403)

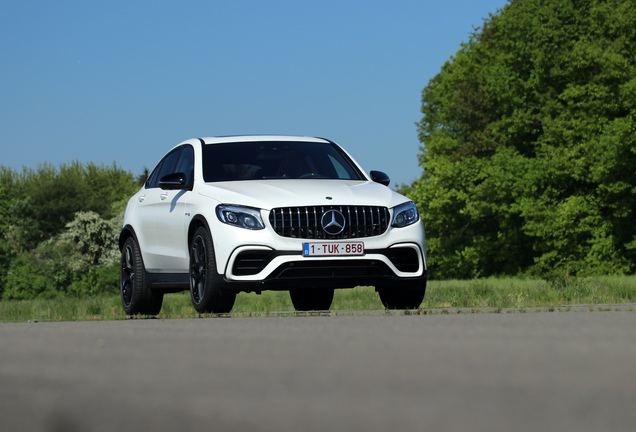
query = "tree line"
(0, 162, 142, 300)
(405, 0, 636, 279)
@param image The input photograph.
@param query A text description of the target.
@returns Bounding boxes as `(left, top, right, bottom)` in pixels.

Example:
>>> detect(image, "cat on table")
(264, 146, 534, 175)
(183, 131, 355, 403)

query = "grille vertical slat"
(354, 207, 359, 238)
(362, 207, 368, 237)
(287, 208, 292, 238)
(280, 208, 285, 234)
(272, 209, 277, 231)
(269, 205, 389, 239)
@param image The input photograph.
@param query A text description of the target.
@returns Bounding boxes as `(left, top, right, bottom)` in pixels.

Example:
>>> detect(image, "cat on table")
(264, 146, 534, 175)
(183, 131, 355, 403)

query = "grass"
(2, 275, 636, 322)
(425, 275, 636, 309)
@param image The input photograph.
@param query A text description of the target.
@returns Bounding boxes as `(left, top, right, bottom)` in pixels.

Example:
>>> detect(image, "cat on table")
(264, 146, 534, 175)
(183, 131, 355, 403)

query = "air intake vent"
(269, 206, 389, 239)
(385, 248, 420, 272)
(232, 252, 274, 276)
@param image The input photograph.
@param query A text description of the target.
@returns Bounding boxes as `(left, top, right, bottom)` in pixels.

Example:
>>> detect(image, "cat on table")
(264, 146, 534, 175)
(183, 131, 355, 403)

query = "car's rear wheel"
(377, 282, 426, 310)
(190, 226, 236, 314)
(120, 237, 164, 315)
(289, 288, 335, 311)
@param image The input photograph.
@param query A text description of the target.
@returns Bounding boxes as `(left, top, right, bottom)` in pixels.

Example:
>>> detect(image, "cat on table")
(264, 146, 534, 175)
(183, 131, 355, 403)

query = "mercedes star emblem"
(321, 209, 346, 235)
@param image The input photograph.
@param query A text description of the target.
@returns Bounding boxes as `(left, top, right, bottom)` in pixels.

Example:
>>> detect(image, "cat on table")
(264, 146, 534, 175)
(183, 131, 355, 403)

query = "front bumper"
(218, 242, 426, 292)
(209, 209, 427, 292)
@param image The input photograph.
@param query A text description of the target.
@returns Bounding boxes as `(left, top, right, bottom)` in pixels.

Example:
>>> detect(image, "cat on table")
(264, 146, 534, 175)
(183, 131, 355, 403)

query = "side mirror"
(370, 170, 390, 187)
(159, 172, 188, 190)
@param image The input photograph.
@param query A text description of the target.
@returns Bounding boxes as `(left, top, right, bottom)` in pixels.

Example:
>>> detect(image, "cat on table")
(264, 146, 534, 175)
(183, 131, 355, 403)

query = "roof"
(200, 135, 330, 145)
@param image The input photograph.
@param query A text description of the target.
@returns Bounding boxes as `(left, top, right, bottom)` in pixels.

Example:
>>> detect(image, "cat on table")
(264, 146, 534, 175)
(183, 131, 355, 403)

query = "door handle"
(160, 192, 168, 200)
(138, 195, 146, 202)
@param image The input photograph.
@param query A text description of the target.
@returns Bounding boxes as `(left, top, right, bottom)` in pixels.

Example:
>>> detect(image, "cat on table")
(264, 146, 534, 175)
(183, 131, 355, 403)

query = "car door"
(136, 146, 194, 272)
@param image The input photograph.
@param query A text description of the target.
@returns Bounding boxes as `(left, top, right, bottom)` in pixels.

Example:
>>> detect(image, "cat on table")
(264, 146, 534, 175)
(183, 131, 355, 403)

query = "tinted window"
(145, 162, 162, 189)
(174, 145, 194, 187)
(202, 141, 364, 182)
(146, 148, 182, 189)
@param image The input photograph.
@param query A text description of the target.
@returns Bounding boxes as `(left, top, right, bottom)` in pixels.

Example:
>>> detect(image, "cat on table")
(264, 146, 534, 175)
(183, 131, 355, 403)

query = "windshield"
(202, 141, 365, 182)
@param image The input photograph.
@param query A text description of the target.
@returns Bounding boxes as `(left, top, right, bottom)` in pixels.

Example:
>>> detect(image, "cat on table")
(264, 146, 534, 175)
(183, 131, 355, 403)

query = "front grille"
(269, 206, 390, 239)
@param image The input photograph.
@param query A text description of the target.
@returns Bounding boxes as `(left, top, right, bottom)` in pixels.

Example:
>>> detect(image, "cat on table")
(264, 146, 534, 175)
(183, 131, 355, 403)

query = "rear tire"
(377, 281, 426, 310)
(189, 226, 236, 313)
(290, 288, 335, 311)
(120, 237, 164, 316)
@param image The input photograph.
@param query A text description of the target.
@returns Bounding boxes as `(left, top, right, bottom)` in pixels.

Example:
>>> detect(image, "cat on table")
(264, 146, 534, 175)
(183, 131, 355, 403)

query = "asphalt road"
(1, 311, 635, 432)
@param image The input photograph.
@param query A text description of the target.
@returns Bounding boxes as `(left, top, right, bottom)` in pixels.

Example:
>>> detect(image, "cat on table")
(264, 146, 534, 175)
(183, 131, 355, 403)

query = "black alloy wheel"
(189, 226, 236, 314)
(120, 242, 135, 309)
(120, 237, 164, 315)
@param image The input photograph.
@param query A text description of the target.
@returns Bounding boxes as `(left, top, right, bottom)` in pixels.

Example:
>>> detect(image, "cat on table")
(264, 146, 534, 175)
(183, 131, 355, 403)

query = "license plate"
(303, 242, 364, 257)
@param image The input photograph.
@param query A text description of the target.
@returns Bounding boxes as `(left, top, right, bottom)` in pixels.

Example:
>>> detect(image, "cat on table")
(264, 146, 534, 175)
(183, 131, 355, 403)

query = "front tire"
(377, 281, 426, 310)
(189, 227, 236, 314)
(290, 288, 335, 311)
(120, 237, 164, 315)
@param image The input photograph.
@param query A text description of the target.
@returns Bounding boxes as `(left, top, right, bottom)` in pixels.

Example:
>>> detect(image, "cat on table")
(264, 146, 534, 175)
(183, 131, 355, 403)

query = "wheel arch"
(188, 215, 212, 247)
(187, 215, 230, 281)
(119, 225, 139, 251)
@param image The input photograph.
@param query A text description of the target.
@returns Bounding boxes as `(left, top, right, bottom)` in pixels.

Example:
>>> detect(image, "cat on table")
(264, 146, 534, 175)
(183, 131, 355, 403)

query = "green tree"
(0, 169, 14, 298)
(0, 162, 138, 299)
(11, 161, 135, 243)
(2, 210, 123, 300)
(412, 0, 636, 278)
(61, 211, 121, 270)
(3, 239, 74, 300)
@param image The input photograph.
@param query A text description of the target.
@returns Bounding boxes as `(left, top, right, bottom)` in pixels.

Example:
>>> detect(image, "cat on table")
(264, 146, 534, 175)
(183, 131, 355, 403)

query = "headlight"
(216, 205, 265, 230)
(392, 201, 419, 228)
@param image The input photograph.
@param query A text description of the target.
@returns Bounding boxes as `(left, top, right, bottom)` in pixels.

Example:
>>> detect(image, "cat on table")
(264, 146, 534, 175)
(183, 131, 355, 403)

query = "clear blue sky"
(1, 0, 507, 187)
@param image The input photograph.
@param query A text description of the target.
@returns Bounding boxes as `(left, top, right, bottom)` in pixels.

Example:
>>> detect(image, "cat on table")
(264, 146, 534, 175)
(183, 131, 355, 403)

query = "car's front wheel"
(189, 226, 236, 314)
(289, 288, 335, 311)
(120, 237, 164, 315)
(377, 282, 426, 310)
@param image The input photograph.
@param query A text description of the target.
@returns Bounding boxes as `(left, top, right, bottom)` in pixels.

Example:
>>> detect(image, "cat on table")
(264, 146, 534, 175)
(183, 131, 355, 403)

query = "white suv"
(119, 136, 427, 315)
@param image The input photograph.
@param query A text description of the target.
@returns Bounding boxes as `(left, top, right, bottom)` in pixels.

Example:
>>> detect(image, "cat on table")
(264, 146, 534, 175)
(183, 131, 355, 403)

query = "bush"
(0, 161, 136, 300)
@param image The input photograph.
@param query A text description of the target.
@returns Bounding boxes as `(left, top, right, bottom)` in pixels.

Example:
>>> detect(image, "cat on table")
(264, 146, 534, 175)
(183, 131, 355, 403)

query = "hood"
(196, 179, 409, 210)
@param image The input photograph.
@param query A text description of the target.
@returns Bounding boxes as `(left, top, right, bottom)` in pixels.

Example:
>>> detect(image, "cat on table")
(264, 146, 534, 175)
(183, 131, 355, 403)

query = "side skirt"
(145, 271, 190, 293)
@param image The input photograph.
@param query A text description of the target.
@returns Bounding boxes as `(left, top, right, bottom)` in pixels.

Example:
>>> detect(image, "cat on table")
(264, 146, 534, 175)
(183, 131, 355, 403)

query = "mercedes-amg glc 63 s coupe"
(119, 136, 427, 314)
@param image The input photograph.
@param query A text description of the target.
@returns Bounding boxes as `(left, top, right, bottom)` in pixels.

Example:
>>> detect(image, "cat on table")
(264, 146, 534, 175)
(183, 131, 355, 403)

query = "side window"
(174, 145, 195, 187)
(146, 148, 182, 189)
(145, 162, 162, 189)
